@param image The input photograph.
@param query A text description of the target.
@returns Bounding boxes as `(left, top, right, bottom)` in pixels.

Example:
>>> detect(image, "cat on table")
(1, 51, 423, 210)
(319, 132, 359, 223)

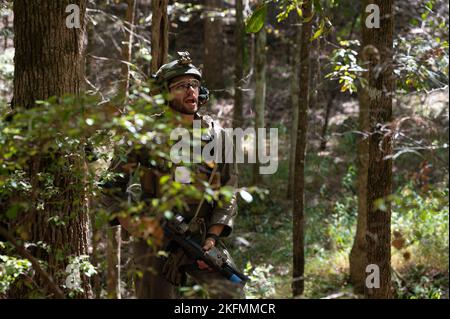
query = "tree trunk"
(362, 0, 394, 299)
(309, 36, 320, 129)
(288, 23, 301, 199)
(319, 89, 337, 151)
(3, 15, 8, 50)
(349, 79, 369, 294)
(203, 0, 224, 91)
(233, 0, 245, 128)
(349, 3, 371, 292)
(119, 0, 136, 107)
(150, 0, 169, 74)
(252, 16, 266, 185)
(12, 0, 91, 298)
(292, 0, 312, 297)
(106, 225, 122, 299)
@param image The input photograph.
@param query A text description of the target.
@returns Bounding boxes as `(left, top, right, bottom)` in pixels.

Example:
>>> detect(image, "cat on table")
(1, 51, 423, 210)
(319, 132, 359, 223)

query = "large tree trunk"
(252, 16, 266, 185)
(203, 0, 224, 92)
(14, 1, 87, 109)
(12, 0, 91, 298)
(292, 0, 312, 297)
(362, 0, 394, 299)
(150, 0, 169, 74)
(233, 0, 245, 128)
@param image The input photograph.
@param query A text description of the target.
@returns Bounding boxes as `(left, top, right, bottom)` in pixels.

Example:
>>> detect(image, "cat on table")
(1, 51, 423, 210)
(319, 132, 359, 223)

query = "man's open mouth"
(184, 98, 197, 105)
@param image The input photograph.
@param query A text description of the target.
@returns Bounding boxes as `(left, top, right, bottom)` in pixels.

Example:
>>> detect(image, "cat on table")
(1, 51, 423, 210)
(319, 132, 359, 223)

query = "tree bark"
(3, 15, 8, 50)
(150, 0, 169, 74)
(287, 23, 301, 199)
(349, 78, 369, 294)
(252, 15, 266, 185)
(12, 0, 91, 298)
(106, 225, 122, 299)
(362, 0, 394, 299)
(13, 1, 87, 109)
(319, 89, 337, 151)
(292, 0, 312, 297)
(203, 0, 224, 91)
(349, 3, 371, 294)
(233, 0, 245, 128)
(119, 0, 136, 107)
(350, 6, 370, 294)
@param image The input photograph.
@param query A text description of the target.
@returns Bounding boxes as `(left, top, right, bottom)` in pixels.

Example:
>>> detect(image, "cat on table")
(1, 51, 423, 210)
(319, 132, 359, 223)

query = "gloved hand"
(197, 235, 218, 270)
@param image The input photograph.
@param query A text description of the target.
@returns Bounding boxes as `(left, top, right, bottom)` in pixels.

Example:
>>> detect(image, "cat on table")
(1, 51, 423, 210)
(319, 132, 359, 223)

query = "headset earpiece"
(199, 86, 209, 106)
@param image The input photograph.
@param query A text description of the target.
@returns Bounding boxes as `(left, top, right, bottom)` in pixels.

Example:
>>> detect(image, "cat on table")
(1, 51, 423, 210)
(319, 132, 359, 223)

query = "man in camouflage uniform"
(103, 52, 244, 299)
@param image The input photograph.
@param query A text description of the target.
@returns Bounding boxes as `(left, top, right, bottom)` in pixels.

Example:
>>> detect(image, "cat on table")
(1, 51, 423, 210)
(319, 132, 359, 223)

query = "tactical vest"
(132, 113, 224, 225)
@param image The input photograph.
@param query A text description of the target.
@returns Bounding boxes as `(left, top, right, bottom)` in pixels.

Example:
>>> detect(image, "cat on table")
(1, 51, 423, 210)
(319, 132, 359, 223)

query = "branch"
(0, 226, 66, 299)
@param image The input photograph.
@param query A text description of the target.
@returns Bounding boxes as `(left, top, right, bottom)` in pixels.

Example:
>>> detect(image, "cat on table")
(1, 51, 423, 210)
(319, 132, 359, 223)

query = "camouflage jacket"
(101, 112, 238, 238)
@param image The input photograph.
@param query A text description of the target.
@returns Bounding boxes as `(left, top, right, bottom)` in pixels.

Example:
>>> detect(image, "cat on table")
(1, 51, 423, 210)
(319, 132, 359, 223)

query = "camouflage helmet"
(152, 51, 209, 105)
(154, 51, 202, 85)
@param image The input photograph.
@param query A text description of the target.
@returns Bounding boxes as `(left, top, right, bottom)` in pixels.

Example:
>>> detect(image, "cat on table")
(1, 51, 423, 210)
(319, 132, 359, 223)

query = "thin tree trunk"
(288, 23, 301, 199)
(233, 0, 245, 128)
(253, 17, 266, 185)
(309, 36, 320, 127)
(119, 0, 136, 107)
(319, 89, 337, 151)
(107, 225, 122, 299)
(362, 0, 394, 299)
(12, 0, 91, 298)
(203, 0, 224, 91)
(150, 0, 169, 74)
(292, 0, 312, 297)
(349, 2, 371, 291)
(349, 79, 369, 294)
(3, 15, 8, 50)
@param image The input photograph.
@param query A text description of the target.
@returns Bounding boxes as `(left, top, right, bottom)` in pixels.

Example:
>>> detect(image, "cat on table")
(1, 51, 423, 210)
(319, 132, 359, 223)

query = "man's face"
(168, 75, 200, 115)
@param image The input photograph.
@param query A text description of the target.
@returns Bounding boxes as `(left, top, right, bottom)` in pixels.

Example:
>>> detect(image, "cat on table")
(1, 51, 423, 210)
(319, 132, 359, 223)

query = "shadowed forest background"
(0, 0, 448, 299)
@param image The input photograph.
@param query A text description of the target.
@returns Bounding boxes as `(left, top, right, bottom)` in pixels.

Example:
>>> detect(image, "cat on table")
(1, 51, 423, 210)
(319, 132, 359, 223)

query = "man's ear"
(198, 86, 209, 106)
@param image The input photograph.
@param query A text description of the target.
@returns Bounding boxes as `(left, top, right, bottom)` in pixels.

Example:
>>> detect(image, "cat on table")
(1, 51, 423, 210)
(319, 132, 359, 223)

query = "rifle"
(162, 214, 249, 284)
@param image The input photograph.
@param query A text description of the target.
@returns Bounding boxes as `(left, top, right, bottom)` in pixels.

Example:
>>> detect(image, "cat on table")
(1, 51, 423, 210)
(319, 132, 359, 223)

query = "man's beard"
(169, 100, 197, 115)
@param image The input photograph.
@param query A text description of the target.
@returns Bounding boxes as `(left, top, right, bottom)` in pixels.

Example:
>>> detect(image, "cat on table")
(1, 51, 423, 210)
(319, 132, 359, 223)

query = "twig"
(0, 226, 66, 299)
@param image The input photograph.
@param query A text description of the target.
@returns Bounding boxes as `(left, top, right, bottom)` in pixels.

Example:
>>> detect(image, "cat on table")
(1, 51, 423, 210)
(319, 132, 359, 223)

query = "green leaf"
(311, 20, 325, 41)
(159, 175, 170, 185)
(245, 4, 267, 34)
